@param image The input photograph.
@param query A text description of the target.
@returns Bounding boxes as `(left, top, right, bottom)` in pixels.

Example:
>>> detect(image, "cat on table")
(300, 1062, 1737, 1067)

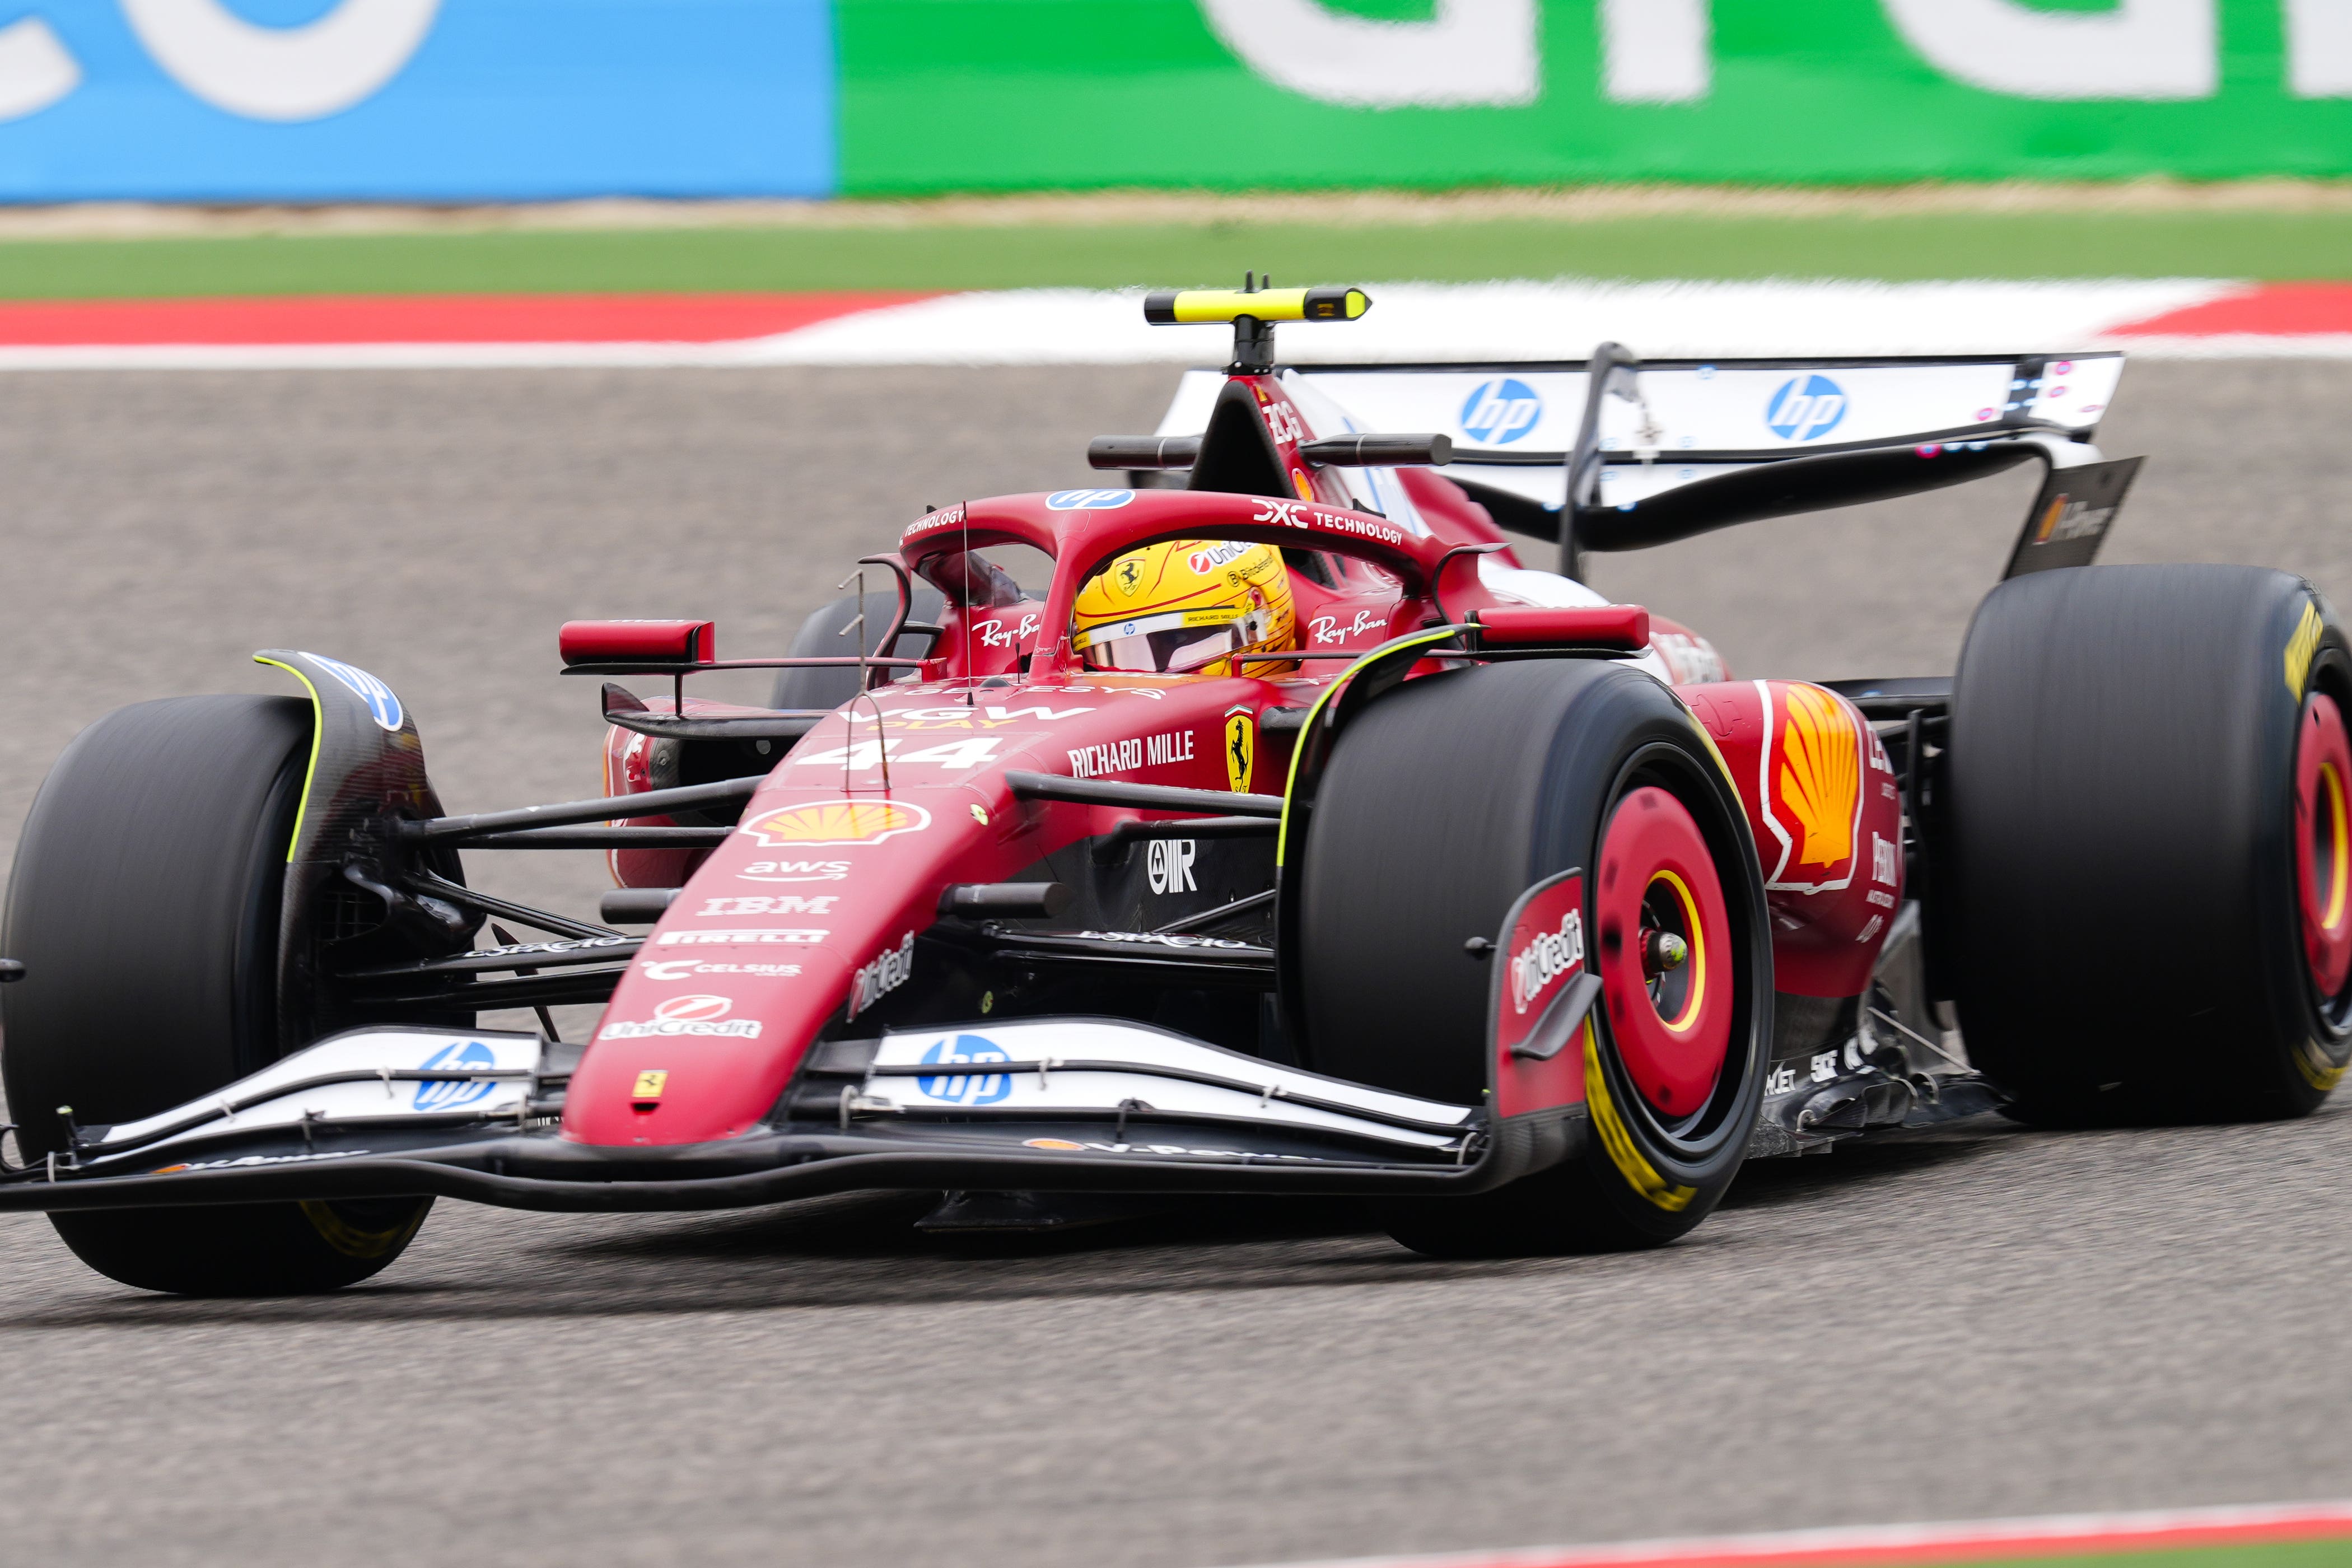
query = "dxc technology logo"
(1458, 378, 1543, 446)
(1765, 375, 1849, 443)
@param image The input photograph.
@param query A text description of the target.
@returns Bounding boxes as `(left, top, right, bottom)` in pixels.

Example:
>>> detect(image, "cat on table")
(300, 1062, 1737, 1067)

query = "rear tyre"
(2, 696, 432, 1295)
(1940, 565, 2352, 1123)
(768, 589, 943, 712)
(1296, 660, 1771, 1257)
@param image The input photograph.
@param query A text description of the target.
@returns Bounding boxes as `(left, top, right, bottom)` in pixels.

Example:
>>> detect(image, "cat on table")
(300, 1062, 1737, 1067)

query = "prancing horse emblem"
(1224, 708, 1255, 794)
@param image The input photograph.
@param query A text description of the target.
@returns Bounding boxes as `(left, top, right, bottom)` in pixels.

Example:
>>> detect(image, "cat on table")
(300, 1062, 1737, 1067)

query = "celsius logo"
(1046, 489, 1136, 511)
(413, 1040, 500, 1110)
(304, 653, 404, 732)
(1765, 376, 1848, 443)
(1459, 378, 1543, 446)
(916, 1034, 1014, 1106)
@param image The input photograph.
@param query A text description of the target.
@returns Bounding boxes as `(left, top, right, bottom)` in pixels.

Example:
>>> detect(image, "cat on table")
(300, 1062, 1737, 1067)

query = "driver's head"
(1071, 539, 1297, 678)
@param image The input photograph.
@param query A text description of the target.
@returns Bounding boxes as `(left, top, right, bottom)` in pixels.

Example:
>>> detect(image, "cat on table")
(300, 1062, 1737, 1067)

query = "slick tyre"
(1296, 660, 1771, 1257)
(1941, 566, 2352, 1123)
(1, 696, 432, 1295)
(768, 588, 943, 712)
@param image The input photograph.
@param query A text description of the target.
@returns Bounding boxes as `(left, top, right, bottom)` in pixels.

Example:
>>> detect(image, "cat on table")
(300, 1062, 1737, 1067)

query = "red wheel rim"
(2296, 691, 2352, 997)
(1595, 785, 1734, 1121)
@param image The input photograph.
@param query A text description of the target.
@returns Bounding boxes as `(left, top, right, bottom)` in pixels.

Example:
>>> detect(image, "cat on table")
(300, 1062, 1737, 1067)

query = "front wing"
(0, 1022, 1528, 1214)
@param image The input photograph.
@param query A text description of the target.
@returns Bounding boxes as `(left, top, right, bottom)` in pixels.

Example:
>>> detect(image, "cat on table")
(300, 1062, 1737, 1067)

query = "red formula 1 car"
(3, 285, 2347, 1295)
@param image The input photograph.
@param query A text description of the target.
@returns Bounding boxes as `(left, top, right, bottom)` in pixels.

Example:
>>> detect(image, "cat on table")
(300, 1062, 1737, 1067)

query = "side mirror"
(559, 620, 715, 668)
(1469, 606, 1650, 651)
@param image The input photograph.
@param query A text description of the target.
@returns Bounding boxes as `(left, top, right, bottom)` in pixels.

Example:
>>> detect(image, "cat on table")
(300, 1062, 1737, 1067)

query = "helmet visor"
(1086, 622, 1249, 674)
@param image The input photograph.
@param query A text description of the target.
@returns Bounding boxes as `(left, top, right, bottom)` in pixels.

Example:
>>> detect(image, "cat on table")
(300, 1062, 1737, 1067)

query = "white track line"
(0, 279, 2330, 370)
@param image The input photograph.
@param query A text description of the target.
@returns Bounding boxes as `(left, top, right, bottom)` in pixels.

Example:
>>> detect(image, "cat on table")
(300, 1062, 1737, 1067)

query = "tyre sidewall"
(1299, 660, 1770, 1249)
(1945, 567, 2347, 1122)
(3, 694, 433, 1293)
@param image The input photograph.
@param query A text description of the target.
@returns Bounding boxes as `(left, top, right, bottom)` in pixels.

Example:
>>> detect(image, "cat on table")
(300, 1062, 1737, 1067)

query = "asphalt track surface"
(0, 364, 2347, 1567)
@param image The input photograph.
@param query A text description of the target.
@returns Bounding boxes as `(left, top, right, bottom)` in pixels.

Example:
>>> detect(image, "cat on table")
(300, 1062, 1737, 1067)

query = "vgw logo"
(915, 1034, 1014, 1106)
(1458, 378, 1543, 446)
(1765, 376, 1849, 443)
(413, 1040, 499, 1111)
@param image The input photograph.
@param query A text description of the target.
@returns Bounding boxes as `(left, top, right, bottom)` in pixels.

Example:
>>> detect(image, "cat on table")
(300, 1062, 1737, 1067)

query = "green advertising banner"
(837, 0, 2352, 193)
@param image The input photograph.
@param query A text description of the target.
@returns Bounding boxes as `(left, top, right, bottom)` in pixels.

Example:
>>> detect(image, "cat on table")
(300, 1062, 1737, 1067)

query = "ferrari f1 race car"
(3, 284, 2346, 1295)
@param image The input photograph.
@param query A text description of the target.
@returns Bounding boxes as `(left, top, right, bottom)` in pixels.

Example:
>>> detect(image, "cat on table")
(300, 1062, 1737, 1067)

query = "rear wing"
(1152, 349, 2138, 581)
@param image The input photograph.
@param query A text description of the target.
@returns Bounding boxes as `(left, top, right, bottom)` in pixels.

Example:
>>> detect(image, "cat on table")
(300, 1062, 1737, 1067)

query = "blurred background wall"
(0, 0, 2344, 203)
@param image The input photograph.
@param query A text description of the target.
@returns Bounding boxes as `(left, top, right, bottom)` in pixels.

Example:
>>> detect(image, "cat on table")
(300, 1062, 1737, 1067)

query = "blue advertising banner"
(0, 0, 832, 201)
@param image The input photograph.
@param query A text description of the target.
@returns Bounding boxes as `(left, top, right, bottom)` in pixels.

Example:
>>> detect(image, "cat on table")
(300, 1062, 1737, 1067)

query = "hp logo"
(1459, 378, 1543, 446)
(1765, 376, 1848, 443)
(1045, 489, 1136, 511)
(915, 1034, 1014, 1105)
(305, 653, 405, 733)
(413, 1040, 500, 1111)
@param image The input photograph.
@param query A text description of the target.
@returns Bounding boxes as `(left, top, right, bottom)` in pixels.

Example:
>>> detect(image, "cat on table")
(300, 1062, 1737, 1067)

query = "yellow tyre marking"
(1585, 1024, 1697, 1212)
(299, 1198, 427, 1261)
(2286, 600, 2323, 699)
(2295, 1039, 2348, 1094)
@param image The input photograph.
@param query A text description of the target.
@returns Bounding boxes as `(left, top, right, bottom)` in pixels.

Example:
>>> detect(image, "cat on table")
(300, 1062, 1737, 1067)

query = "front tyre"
(1295, 660, 1771, 1257)
(2, 696, 432, 1295)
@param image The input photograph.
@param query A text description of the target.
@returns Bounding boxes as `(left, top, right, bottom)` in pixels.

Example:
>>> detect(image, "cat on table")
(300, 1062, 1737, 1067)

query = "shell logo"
(1776, 684, 1860, 869)
(653, 993, 732, 1023)
(739, 800, 931, 848)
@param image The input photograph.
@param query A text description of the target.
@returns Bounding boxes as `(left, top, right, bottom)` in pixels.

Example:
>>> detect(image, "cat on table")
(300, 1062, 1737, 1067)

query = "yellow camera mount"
(1141, 277, 1372, 371)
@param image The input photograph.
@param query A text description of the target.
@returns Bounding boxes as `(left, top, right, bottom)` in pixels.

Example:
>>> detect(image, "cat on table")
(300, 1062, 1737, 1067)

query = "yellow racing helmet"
(1071, 538, 1297, 678)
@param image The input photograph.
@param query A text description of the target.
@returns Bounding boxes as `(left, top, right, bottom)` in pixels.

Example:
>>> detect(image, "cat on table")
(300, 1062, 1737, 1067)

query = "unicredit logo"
(1510, 910, 1585, 1015)
(598, 992, 762, 1041)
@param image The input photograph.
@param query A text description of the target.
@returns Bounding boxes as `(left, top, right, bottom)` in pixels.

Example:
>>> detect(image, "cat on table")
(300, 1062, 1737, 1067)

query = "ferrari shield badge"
(1224, 708, 1256, 792)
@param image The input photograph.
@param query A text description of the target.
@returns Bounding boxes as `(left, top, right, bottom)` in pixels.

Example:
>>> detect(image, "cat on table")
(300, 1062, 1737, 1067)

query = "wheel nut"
(1642, 931, 1689, 976)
